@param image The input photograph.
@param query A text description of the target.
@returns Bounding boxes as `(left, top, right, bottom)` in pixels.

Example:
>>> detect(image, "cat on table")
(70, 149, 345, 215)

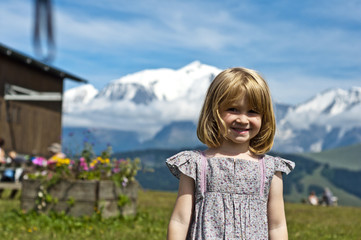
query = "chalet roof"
(0, 43, 87, 83)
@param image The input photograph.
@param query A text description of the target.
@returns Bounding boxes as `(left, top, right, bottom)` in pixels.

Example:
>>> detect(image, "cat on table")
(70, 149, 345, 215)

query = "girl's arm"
(0, 149, 5, 163)
(167, 173, 195, 240)
(268, 171, 288, 240)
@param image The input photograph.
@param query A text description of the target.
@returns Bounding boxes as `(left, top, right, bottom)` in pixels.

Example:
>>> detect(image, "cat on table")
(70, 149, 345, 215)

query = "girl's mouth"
(231, 127, 249, 134)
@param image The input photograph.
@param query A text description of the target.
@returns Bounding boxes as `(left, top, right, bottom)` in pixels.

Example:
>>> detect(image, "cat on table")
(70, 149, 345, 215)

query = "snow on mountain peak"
(294, 88, 344, 113)
(292, 87, 361, 116)
(178, 60, 203, 72)
(95, 62, 221, 103)
(63, 84, 98, 112)
(279, 87, 361, 132)
(64, 84, 98, 102)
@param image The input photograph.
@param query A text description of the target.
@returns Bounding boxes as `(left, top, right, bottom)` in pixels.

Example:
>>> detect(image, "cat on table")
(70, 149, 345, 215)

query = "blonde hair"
(197, 67, 276, 155)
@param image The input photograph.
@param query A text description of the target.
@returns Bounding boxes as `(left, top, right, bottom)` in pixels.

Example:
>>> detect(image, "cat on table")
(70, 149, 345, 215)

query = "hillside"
(279, 153, 361, 206)
(302, 143, 361, 171)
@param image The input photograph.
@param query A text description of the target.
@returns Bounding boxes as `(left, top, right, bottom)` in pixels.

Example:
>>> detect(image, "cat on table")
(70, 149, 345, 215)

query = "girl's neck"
(204, 146, 260, 161)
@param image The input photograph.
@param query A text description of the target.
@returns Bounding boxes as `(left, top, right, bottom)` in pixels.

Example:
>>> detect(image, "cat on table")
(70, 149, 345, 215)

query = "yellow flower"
(96, 156, 110, 164)
(90, 159, 97, 168)
(55, 158, 70, 167)
(50, 156, 71, 167)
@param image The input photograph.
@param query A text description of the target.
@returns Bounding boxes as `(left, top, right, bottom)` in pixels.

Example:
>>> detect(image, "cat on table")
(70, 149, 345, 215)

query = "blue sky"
(1, 0, 360, 104)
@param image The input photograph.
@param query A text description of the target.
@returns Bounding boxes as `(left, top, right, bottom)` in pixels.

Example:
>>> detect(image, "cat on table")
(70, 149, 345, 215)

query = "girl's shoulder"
(167, 150, 202, 160)
(165, 150, 202, 180)
(264, 154, 295, 175)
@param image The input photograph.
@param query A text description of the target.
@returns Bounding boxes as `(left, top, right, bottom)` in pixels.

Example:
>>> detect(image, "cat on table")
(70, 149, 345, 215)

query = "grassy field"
(0, 190, 361, 239)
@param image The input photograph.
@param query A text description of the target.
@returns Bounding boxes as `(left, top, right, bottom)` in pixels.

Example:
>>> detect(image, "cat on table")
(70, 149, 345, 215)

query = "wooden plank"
(98, 200, 119, 218)
(120, 181, 139, 201)
(21, 199, 96, 217)
(0, 182, 22, 190)
(98, 180, 116, 200)
(99, 180, 139, 201)
(20, 180, 42, 198)
(20, 180, 138, 218)
(48, 180, 98, 201)
(52, 201, 96, 217)
(20, 198, 37, 212)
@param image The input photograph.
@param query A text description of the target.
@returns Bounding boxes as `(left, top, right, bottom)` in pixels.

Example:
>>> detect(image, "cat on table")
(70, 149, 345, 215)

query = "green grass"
(0, 190, 174, 240)
(286, 203, 361, 239)
(1, 190, 361, 239)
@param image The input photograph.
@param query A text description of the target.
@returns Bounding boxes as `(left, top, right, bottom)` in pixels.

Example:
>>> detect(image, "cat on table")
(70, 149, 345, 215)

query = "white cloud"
(52, 0, 246, 52)
(63, 97, 202, 140)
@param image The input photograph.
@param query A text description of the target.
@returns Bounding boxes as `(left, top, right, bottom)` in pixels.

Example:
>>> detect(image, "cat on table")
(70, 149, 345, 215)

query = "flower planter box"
(20, 179, 138, 218)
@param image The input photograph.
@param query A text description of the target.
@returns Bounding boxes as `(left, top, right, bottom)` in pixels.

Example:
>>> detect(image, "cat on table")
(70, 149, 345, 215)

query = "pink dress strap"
(259, 157, 265, 198)
(199, 152, 208, 195)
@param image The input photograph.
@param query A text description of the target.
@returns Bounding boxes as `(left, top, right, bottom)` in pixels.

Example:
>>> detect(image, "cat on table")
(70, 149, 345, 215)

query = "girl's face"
(219, 95, 262, 149)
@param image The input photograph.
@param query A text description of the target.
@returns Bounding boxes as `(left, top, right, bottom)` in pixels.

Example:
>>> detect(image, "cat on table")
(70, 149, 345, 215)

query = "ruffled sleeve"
(274, 157, 295, 175)
(166, 150, 198, 181)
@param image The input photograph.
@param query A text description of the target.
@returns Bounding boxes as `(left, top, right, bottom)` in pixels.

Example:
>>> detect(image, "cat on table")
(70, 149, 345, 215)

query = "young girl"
(166, 67, 295, 240)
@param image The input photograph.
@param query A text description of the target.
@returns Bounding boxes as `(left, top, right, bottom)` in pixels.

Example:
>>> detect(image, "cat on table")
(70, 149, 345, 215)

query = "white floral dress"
(166, 150, 295, 240)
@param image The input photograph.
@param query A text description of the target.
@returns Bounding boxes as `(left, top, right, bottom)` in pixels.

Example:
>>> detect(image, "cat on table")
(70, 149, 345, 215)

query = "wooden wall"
(0, 54, 63, 157)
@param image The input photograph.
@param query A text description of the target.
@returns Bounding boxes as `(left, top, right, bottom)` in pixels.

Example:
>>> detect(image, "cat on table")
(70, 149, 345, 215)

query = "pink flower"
(79, 157, 89, 171)
(32, 157, 47, 167)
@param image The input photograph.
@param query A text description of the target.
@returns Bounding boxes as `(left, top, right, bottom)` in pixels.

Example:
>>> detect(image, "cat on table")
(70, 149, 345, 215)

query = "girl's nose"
(236, 114, 248, 123)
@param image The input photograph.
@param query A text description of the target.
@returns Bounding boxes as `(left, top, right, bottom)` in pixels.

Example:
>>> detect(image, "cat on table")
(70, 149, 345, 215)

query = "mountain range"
(62, 61, 361, 154)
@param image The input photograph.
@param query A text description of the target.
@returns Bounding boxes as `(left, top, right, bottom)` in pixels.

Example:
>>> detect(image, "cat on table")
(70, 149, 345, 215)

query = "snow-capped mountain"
(63, 61, 221, 139)
(275, 87, 361, 152)
(280, 87, 361, 128)
(96, 61, 219, 104)
(62, 62, 361, 153)
(63, 84, 98, 112)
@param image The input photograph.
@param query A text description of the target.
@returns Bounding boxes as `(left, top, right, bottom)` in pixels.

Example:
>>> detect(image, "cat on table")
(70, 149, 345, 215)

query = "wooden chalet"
(0, 43, 87, 157)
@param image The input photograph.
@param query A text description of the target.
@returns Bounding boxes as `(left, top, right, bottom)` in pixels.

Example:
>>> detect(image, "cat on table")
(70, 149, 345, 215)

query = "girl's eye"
(227, 108, 238, 112)
(249, 109, 259, 114)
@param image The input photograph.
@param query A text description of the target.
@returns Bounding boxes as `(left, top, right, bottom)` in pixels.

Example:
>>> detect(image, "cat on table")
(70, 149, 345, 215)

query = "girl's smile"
(231, 129, 250, 137)
(230, 126, 250, 134)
